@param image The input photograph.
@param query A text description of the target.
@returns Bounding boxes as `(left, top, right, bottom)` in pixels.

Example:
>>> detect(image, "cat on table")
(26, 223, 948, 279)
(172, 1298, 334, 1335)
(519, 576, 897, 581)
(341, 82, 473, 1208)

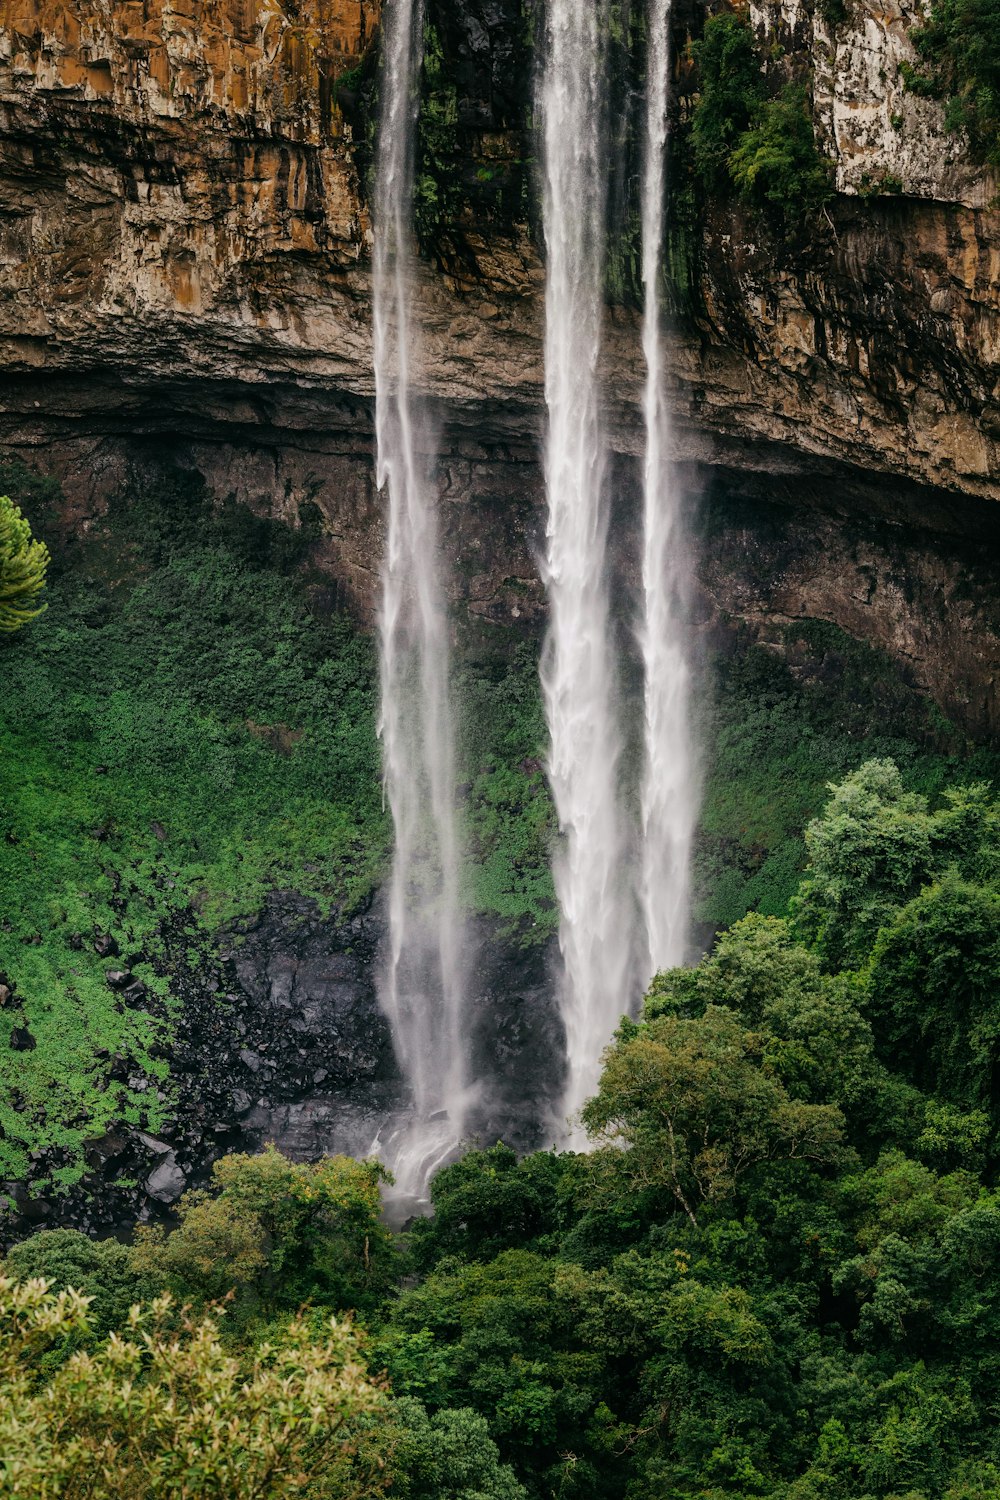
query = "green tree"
(791, 760, 936, 969)
(865, 873, 1000, 1119)
(386, 1399, 527, 1500)
(691, 14, 765, 190)
(378, 1250, 615, 1495)
(582, 1006, 846, 1227)
(132, 1147, 397, 1320)
(0, 496, 49, 633)
(410, 1144, 567, 1268)
(0, 1275, 386, 1498)
(4, 1229, 155, 1343)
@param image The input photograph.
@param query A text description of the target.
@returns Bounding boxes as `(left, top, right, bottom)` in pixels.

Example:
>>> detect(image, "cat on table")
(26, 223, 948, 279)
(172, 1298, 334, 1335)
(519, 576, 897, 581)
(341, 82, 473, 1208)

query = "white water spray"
(372, 0, 469, 1201)
(539, 0, 634, 1136)
(639, 0, 696, 979)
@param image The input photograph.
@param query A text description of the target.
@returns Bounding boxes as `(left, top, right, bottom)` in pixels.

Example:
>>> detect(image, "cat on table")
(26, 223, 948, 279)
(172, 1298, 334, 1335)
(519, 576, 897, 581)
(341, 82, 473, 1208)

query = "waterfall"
(639, 0, 696, 979)
(372, 0, 469, 1201)
(539, 0, 634, 1135)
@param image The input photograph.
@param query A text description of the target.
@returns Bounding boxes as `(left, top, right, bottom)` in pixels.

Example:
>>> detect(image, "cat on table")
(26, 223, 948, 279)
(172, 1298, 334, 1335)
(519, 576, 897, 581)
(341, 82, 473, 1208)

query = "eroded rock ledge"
(0, 0, 997, 738)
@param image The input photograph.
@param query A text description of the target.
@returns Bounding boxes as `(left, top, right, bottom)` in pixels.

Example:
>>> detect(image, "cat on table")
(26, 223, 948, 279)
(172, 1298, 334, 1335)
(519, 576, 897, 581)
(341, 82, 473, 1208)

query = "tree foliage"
(907, 0, 1000, 167)
(729, 86, 834, 213)
(131, 1146, 397, 1321)
(0, 1276, 384, 1498)
(0, 495, 49, 633)
(690, 15, 832, 221)
(4, 758, 1000, 1498)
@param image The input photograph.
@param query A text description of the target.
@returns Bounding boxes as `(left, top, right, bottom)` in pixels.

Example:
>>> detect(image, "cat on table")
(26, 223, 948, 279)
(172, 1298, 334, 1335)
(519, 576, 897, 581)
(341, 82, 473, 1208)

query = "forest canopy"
(4, 758, 1000, 1498)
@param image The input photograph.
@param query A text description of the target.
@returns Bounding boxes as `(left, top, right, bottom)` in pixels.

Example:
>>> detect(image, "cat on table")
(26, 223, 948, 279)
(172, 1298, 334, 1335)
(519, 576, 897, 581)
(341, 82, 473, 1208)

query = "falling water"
(372, 0, 469, 1202)
(639, 0, 696, 978)
(539, 0, 634, 1135)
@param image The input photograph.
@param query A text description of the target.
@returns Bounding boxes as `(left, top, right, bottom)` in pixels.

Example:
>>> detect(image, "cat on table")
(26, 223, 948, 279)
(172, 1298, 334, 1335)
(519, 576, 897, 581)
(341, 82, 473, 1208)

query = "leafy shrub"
(0, 1276, 384, 1498)
(690, 16, 831, 222)
(691, 13, 766, 191)
(729, 85, 834, 214)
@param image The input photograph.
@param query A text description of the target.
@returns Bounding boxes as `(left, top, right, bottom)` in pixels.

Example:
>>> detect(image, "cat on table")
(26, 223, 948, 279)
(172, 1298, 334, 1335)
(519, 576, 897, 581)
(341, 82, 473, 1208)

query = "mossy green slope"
(1, 462, 995, 1189)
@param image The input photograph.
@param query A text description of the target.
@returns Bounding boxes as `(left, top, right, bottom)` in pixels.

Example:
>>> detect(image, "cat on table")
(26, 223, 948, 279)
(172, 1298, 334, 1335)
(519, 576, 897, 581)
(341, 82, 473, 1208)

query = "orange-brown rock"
(0, 0, 379, 378)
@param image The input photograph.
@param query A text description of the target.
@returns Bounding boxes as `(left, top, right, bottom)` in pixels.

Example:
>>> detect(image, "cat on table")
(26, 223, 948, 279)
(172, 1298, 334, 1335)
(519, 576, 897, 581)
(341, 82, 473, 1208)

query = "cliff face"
(0, 0, 378, 373)
(0, 0, 997, 732)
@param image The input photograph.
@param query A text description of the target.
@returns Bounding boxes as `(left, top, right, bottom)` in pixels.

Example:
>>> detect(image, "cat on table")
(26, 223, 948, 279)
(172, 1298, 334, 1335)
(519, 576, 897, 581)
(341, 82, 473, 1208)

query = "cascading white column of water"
(639, 0, 696, 980)
(539, 0, 635, 1137)
(372, 0, 469, 1203)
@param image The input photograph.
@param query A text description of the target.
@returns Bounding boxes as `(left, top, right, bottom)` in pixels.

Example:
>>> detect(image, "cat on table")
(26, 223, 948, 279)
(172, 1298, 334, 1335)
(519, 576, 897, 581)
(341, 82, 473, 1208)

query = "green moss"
(457, 644, 557, 947)
(415, 22, 462, 253)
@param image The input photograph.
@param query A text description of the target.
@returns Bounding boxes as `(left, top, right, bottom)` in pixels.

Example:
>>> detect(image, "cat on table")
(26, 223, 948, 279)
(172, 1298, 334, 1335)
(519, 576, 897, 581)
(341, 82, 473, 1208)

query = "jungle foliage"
(691, 14, 832, 220)
(0, 466, 553, 1184)
(7, 759, 1000, 1497)
(905, 0, 1000, 167)
(0, 464, 993, 1185)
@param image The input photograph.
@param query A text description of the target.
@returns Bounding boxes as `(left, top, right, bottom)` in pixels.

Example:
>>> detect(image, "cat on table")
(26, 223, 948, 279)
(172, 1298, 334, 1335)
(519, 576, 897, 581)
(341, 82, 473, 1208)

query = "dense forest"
(4, 750, 1000, 1497)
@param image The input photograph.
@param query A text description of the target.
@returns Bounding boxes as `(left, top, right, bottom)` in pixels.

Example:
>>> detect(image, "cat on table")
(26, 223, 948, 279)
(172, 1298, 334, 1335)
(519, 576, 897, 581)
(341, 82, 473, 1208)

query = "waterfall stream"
(370, 0, 695, 1169)
(539, 0, 635, 1136)
(372, 0, 469, 1202)
(639, 0, 696, 978)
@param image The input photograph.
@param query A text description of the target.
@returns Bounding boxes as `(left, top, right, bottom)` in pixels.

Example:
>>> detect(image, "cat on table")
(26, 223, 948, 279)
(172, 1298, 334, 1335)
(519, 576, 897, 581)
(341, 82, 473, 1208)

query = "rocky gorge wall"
(0, 0, 998, 737)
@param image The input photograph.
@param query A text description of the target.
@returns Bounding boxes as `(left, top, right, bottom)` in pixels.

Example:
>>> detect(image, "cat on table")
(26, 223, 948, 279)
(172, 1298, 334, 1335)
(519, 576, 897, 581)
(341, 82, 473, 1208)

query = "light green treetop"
(0, 496, 50, 633)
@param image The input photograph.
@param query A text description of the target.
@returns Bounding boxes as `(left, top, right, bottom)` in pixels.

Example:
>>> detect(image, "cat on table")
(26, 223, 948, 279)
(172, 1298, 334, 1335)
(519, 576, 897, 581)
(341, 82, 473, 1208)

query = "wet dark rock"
(93, 933, 120, 958)
(137, 1132, 172, 1157)
(146, 1153, 186, 1204)
(9, 1027, 36, 1052)
(84, 1130, 129, 1170)
(0, 888, 562, 1244)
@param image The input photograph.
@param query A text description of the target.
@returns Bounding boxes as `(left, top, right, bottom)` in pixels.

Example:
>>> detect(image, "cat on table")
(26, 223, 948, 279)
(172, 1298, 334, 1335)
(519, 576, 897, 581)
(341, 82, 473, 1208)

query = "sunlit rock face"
(0, 0, 379, 376)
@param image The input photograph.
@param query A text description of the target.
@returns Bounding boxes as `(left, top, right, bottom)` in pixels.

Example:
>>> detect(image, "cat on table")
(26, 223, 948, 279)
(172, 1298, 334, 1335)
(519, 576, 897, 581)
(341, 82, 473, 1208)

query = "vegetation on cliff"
(0, 465, 993, 1191)
(691, 15, 832, 221)
(906, 0, 1000, 166)
(6, 757, 1000, 1497)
